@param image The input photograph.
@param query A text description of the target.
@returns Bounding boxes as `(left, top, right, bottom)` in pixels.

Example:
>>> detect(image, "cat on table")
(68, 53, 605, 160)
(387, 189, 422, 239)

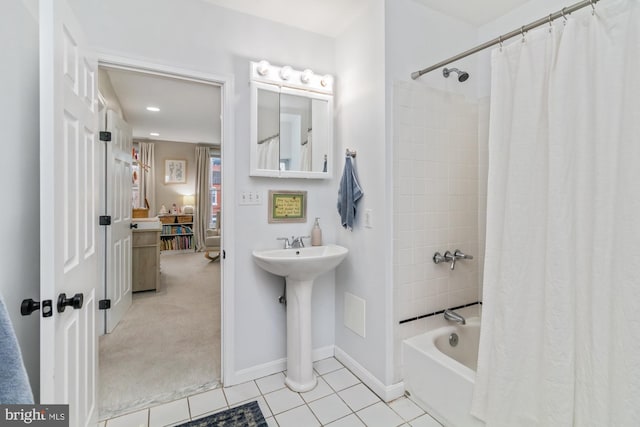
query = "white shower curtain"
(472, 1, 640, 426)
(257, 136, 279, 170)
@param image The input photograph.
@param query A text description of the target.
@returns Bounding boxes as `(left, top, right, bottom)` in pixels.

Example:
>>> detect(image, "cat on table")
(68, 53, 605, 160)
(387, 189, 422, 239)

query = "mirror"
(250, 81, 333, 179)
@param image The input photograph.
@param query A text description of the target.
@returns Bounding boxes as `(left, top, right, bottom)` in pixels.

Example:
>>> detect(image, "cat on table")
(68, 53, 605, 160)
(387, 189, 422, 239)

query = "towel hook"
(346, 149, 357, 158)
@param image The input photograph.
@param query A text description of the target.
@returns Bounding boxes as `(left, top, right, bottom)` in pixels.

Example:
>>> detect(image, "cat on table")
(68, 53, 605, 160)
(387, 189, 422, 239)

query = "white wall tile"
(393, 83, 484, 382)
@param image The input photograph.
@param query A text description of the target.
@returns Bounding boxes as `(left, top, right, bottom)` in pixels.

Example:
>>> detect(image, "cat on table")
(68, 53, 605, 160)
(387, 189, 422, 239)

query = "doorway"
(96, 62, 224, 419)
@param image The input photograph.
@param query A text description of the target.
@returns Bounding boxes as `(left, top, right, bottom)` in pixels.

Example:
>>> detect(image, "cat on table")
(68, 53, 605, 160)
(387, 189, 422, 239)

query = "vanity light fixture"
(256, 60, 270, 76)
(146, 106, 160, 112)
(250, 61, 333, 95)
(149, 132, 160, 137)
(280, 65, 292, 81)
(300, 69, 313, 84)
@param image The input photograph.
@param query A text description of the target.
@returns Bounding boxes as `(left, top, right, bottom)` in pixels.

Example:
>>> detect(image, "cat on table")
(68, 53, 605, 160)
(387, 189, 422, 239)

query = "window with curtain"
(209, 150, 221, 229)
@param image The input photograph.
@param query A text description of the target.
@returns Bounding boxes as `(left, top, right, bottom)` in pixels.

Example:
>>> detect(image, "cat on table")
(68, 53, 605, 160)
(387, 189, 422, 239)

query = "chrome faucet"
(442, 249, 474, 270)
(444, 309, 466, 325)
(277, 236, 309, 249)
(277, 237, 292, 249)
(291, 236, 309, 248)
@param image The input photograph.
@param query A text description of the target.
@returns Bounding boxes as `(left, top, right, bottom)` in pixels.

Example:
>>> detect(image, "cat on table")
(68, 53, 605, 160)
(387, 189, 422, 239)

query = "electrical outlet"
(239, 191, 262, 205)
(364, 209, 373, 228)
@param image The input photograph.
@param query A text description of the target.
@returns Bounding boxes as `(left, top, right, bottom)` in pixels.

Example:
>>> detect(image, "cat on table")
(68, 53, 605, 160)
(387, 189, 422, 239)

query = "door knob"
(57, 293, 84, 313)
(21, 299, 53, 317)
(21, 299, 40, 316)
(130, 223, 138, 229)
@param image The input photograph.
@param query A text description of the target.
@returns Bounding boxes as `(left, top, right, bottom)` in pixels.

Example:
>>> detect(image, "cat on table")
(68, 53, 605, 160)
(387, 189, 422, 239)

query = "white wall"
(0, 0, 41, 400)
(385, 0, 478, 98)
(152, 140, 197, 212)
(67, 0, 338, 381)
(334, 0, 392, 387)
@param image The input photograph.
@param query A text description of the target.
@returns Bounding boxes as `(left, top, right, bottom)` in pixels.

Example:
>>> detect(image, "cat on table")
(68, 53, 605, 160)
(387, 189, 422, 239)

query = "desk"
(132, 229, 160, 292)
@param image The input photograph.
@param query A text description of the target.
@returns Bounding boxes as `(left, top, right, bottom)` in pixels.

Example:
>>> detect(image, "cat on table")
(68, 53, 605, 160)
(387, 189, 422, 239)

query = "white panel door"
(39, 0, 98, 425)
(105, 110, 133, 333)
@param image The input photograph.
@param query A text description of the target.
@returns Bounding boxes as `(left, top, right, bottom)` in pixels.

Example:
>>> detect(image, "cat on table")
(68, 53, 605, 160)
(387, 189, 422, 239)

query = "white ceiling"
(201, 0, 531, 36)
(104, 68, 221, 144)
(200, 0, 370, 38)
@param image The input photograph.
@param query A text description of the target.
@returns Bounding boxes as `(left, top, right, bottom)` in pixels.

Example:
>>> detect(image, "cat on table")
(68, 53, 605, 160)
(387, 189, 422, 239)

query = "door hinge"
(99, 215, 112, 226)
(99, 299, 111, 310)
(223, 250, 226, 259)
(99, 131, 112, 142)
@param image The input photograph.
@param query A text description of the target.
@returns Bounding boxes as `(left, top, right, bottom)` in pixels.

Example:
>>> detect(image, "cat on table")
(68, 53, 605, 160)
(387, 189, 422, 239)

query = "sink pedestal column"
(284, 278, 317, 392)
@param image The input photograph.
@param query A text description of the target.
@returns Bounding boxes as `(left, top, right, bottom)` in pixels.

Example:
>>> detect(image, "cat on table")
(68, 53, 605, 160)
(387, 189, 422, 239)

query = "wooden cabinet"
(132, 229, 160, 292)
(159, 214, 194, 251)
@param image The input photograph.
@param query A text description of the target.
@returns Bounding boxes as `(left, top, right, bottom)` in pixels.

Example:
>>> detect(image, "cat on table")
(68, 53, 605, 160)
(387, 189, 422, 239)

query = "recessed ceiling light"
(149, 132, 160, 137)
(146, 106, 160, 112)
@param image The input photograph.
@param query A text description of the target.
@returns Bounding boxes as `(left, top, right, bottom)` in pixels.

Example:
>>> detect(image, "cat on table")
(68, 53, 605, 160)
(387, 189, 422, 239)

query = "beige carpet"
(99, 251, 221, 420)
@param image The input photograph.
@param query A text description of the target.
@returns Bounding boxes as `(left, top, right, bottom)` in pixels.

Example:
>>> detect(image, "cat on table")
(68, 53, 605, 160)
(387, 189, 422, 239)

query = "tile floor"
(101, 357, 443, 427)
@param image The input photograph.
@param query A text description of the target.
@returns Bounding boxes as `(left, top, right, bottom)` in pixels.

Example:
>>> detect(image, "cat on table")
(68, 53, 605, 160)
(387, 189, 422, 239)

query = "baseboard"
(334, 346, 405, 402)
(230, 345, 335, 386)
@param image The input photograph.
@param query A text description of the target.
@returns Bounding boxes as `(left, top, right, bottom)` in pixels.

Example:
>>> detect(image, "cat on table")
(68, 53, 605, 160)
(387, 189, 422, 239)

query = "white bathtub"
(403, 315, 484, 427)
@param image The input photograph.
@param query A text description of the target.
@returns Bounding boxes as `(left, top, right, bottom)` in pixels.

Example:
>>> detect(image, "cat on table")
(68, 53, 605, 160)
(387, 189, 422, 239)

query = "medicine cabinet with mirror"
(250, 61, 334, 179)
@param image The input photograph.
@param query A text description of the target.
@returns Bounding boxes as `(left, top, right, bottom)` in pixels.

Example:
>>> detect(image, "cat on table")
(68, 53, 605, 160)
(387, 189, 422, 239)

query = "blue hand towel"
(0, 296, 34, 404)
(337, 156, 363, 230)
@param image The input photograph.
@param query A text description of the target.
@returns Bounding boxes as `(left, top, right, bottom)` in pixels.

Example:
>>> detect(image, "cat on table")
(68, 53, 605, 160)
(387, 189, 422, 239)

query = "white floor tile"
(149, 399, 190, 427)
(256, 372, 286, 394)
(409, 413, 443, 427)
(106, 410, 148, 427)
(338, 384, 381, 412)
(356, 402, 405, 427)
(323, 368, 361, 392)
(388, 396, 425, 421)
(188, 388, 228, 418)
(326, 414, 366, 427)
(275, 405, 321, 427)
(263, 387, 305, 415)
(313, 357, 344, 375)
(235, 396, 273, 419)
(223, 381, 261, 405)
(266, 416, 279, 427)
(308, 394, 352, 425)
(300, 377, 334, 403)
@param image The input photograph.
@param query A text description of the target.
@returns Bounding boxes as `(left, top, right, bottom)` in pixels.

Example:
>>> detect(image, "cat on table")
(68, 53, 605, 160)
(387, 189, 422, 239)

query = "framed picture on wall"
(164, 159, 187, 184)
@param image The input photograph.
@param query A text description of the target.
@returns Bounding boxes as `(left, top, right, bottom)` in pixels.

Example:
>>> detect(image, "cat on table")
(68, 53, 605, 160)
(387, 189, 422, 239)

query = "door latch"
(20, 299, 53, 317)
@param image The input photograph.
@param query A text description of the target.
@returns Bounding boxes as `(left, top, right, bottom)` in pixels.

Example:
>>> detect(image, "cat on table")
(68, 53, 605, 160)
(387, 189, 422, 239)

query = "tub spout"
(444, 309, 466, 325)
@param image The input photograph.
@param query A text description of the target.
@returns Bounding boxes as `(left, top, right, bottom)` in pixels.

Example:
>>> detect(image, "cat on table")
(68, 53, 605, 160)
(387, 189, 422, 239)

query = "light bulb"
(300, 69, 313, 84)
(280, 66, 292, 80)
(320, 74, 333, 87)
(256, 60, 270, 76)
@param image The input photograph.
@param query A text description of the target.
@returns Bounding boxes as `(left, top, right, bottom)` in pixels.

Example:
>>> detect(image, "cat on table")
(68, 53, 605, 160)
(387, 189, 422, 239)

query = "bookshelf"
(159, 214, 194, 251)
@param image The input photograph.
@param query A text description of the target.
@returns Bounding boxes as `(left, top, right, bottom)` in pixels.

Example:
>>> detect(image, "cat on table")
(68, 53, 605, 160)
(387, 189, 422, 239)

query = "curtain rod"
(411, 0, 600, 80)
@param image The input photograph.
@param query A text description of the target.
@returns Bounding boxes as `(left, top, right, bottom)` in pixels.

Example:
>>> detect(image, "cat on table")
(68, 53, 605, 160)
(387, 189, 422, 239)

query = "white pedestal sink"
(252, 244, 348, 392)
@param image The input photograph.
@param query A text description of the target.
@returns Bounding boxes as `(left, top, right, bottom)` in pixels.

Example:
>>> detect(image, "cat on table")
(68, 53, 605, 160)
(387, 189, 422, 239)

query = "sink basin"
(253, 244, 348, 392)
(252, 244, 348, 281)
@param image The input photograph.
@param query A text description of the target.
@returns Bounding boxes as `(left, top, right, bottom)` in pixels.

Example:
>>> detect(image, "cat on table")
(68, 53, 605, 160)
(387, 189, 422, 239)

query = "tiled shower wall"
(392, 82, 488, 381)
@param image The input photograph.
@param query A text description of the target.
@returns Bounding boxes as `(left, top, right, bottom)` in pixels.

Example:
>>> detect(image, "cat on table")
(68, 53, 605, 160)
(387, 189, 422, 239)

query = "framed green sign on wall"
(268, 190, 307, 223)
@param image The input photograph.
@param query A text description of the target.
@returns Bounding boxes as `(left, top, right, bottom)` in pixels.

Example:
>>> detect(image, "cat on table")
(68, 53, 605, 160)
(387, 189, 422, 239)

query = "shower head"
(443, 67, 470, 82)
